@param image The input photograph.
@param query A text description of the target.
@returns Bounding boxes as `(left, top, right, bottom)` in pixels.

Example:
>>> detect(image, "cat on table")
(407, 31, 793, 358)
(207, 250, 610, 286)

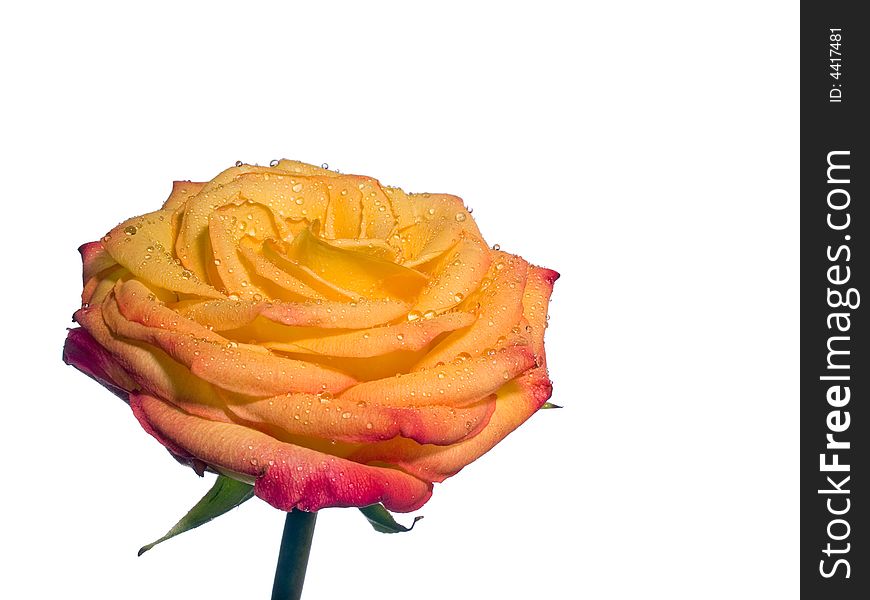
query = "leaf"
(540, 402, 562, 409)
(359, 503, 423, 534)
(138, 475, 254, 555)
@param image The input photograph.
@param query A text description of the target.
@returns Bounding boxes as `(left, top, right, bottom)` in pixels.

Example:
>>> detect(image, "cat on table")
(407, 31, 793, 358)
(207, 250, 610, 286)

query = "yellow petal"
(103, 210, 223, 299)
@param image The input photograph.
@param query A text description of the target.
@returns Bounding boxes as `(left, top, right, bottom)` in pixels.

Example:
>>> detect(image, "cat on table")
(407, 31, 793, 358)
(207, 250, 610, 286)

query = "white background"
(1, 1, 798, 599)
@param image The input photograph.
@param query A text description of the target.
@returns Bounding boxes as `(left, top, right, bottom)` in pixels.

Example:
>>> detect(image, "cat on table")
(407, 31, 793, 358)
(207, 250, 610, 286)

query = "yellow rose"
(63, 160, 558, 513)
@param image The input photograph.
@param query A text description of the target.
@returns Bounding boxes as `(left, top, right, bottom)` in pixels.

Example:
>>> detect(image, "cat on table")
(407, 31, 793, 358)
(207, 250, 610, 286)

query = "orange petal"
(349, 371, 553, 482)
(131, 393, 433, 512)
(103, 209, 223, 299)
(225, 391, 496, 446)
(207, 202, 288, 299)
(237, 244, 328, 301)
(82, 264, 128, 307)
(79, 241, 116, 283)
(110, 280, 357, 397)
(176, 164, 285, 279)
(260, 297, 411, 329)
(415, 251, 527, 368)
(338, 345, 535, 408)
(346, 264, 559, 481)
(75, 302, 221, 411)
(412, 233, 492, 314)
(162, 181, 206, 211)
(173, 295, 412, 334)
(280, 227, 428, 301)
(264, 311, 475, 358)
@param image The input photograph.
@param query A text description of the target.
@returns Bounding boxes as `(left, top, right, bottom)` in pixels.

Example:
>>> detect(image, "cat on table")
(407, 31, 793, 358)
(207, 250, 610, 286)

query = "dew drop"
(396, 333, 405, 341)
(213, 258, 222, 266)
(454, 212, 467, 222)
(366, 422, 373, 429)
(180, 270, 193, 280)
(341, 411, 352, 419)
(270, 159, 280, 167)
(235, 160, 244, 167)
(123, 225, 138, 236)
(423, 310, 436, 319)
(407, 310, 422, 322)
(453, 292, 465, 303)
(321, 163, 329, 169)
(292, 183, 304, 193)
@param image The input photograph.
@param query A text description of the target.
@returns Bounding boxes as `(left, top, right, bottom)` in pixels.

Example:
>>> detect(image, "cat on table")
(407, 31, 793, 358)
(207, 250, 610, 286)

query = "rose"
(64, 160, 558, 514)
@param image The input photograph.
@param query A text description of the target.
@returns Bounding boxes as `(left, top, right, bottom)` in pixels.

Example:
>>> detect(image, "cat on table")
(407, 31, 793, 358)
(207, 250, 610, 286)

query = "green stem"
(271, 510, 317, 600)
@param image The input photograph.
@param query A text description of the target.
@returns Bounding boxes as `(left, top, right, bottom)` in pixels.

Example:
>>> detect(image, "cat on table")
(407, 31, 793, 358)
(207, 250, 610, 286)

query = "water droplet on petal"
(454, 212, 467, 222)
(124, 225, 138, 236)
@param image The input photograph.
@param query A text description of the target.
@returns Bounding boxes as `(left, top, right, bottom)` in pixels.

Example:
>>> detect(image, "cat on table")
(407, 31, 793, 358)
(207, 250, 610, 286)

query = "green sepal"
(540, 402, 562, 409)
(359, 503, 423, 533)
(138, 475, 254, 556)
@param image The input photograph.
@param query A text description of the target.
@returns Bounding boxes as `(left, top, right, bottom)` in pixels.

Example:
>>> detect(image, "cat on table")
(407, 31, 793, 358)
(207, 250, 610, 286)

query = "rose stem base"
(271, 509, 318, 600)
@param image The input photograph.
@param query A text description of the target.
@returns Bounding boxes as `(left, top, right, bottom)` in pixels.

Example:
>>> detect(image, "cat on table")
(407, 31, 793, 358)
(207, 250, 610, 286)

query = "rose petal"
(132, 392, 433, 512)
(103, 209, 224, 299)
(79, 241, 116, 283)
(237, 244, 328, 301)
(338, 345, 535, 408)
(263, 311, 475, 358)
(412, 233, 492, 314)
(208, 202, 287, 300)
(225, 391, 496, 446)
(415, 251, 527, 369)
(108, 281, 357, 397)
(346, 265, 558, 481)
(278, 227, 428, 301)
(75, 303, 221, 411)
(162, 181, 206, 211)
(62, 327, 137, 399)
